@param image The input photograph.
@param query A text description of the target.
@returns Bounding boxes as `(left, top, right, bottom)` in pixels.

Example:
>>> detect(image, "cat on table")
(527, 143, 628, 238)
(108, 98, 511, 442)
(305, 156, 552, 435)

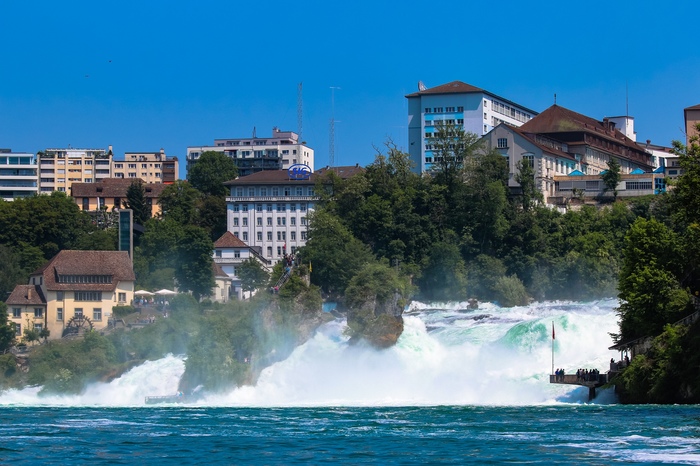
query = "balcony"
(226, 195, 318, 203)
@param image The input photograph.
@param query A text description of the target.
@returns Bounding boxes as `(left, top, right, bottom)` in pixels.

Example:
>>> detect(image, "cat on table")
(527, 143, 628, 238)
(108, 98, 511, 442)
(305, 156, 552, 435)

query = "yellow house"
(6, 250, 135, 340)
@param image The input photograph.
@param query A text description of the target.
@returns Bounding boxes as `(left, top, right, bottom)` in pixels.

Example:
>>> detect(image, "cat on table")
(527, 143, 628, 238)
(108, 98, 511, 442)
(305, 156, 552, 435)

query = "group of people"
(576, 368, 600, 382)
(554, 368, 567, 381)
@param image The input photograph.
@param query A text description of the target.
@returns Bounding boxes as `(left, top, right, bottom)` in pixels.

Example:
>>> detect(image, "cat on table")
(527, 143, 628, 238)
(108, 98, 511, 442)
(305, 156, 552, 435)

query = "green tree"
(0, 302, 16, 352)
(301, 210, 375, 295)
(158, 180, 202, 225)
(123, 180, 150, 225)
(417, 240, 468, 301)
(514, 158, 541, 211)
(238, 258, 269, 293)
(601, 157, 622, 200)
(174, 226, 215, 301)
(188, 151, 238, 197)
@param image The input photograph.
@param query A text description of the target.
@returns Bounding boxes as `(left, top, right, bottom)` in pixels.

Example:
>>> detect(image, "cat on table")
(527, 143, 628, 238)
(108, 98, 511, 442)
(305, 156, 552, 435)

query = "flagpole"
(551, 321, 555, 376)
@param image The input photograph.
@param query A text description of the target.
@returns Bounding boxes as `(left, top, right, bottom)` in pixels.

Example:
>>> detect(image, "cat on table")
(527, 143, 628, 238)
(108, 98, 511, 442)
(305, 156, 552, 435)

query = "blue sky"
(1, 0, 698, 180)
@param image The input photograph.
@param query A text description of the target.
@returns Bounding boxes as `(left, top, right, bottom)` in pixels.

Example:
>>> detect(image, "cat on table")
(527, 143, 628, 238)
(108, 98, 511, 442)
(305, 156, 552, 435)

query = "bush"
(494, 275, 529, 307)
(112, 305, 136, 318)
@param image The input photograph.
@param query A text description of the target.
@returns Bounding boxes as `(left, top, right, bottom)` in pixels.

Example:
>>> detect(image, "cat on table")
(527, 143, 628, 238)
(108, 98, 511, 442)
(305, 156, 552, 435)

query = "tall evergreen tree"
(124, 180, 150, 225)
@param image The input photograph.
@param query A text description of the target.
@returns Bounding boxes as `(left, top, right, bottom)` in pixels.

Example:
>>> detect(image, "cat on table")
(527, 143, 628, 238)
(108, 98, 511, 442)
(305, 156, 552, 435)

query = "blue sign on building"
(288, 164, 312, 180)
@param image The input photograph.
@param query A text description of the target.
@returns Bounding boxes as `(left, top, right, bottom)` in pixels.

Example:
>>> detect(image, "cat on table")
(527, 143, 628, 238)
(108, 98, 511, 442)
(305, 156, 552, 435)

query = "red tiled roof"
(214, 231, 249, 248)
(70, 178, 166, 198)
(31, 250, 135, 291)
(6, 285, 46, 306)
(405, 81, 484, 97)
(507, 125, 576, 161)
(212, 262, 229, 278)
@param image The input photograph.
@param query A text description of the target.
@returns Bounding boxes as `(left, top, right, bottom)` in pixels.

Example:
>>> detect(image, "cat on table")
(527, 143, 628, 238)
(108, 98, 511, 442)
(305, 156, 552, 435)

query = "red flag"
(552, 322, 555, 340)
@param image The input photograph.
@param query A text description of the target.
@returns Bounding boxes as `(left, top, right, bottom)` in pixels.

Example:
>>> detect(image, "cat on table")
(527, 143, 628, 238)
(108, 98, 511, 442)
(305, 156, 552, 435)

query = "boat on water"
(145, 393, 187, 404)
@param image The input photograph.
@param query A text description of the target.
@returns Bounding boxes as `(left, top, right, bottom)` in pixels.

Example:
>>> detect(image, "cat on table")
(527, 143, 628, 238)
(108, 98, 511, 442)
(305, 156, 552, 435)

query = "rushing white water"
(0, 299, 621, 407)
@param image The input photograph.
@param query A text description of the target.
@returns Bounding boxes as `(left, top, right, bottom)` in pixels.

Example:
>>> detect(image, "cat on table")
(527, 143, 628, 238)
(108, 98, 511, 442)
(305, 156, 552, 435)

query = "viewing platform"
(549, 373, 609, 401)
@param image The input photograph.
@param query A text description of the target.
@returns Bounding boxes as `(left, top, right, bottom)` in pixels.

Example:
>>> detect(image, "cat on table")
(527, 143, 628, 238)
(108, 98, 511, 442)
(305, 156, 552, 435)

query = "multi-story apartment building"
(70, 178, 167, 217)
(406, 81, 538, 173)
(187, 127, 314, 177)
(0, 149, 39, 200)
(223, 165, 363, 264)
(38, 146, 113, 194)
(482, 104, 654, 204)
(112, 149, 178, 184)
(6, 250, 135, 341)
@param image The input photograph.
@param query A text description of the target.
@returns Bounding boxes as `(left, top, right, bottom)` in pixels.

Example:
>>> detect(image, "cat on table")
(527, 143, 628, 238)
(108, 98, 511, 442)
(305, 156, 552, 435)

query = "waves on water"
(0, 300, 621, 407)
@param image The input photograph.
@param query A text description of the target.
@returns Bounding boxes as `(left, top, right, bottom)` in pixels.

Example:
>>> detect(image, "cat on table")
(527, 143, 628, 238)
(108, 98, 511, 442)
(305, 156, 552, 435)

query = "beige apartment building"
(112, 149, 178, 184)
(38, 147, 113, 194)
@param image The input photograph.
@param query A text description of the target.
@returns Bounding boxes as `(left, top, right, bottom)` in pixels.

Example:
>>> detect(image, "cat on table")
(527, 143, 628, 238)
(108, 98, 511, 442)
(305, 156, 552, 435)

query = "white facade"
(225, 171, 317, 264)
(407, 81, 537, 173)
(187, 127, 314, 177)
(0, 150, 38, 200)
(38, 146, 112, 193)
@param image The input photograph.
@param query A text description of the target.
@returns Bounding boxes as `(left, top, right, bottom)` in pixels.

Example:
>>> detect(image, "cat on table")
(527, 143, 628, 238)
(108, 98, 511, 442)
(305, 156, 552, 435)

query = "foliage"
(0, 302, 16, 352)
(494, 275, 529, 308)
(124, 180, 151, 226)
(112, 305, 136, 318)
(158, 181, 202, 225)
(417, 240, 468, 301)
(601, 157, 622, 200)
(514, 158, 542, 211)
(174, 226, 215, 301)
(238, 258, 269, 293)
(187, 151, 238, 197)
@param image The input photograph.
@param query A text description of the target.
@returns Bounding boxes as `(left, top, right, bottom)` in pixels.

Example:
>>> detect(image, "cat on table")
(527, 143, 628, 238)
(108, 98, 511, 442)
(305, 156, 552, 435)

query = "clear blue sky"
(1, 0, 698, 180)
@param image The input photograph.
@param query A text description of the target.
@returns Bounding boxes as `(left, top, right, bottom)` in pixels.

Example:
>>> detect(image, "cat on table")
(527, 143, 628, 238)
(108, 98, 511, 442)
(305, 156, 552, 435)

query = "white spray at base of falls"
(0, 300, 621, 407)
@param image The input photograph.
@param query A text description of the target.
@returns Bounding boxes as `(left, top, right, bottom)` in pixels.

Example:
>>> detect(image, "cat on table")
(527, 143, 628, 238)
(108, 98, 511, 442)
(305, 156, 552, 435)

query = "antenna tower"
(329, 86, 340, 167)
(297, 82, 303, 140)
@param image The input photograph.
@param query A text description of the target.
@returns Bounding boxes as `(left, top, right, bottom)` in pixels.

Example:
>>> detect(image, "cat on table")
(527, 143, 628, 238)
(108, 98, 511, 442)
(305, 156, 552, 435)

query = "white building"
(0, 149, 38, 200)
(406, 81, 538, 173)
(187, 127, 314, 177)
(38, 146, 113, 193)
(223, 166, 363, 264)
(213, 231, 271, 300)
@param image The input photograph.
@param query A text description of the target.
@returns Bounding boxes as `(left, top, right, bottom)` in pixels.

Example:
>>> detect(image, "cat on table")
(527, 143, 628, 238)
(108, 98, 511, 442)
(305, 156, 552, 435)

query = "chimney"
(28, 288, 32, 300)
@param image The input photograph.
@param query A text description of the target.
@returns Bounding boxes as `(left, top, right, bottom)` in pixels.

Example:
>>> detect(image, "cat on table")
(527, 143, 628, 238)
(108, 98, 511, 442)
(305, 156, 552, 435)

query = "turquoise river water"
(2, 299, 699, 464)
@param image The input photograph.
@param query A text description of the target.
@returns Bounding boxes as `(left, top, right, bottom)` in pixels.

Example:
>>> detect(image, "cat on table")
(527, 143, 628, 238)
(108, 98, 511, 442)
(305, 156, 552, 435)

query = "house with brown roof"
(406, 80, 538, 173)
(482, 104, 656, 205)
(6, 250, 135, 341)
(685, 104, 700, 147)
(223, 165, 364, 265)
(70, 178, 166, 218)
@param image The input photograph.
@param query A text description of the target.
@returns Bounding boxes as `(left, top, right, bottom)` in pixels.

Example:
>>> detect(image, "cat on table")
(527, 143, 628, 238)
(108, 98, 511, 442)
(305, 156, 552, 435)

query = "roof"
(685, 104, 700, 111)
(6, 285, 46, 306)
(70, 178, 167, 198)
(405, 80, 485, 97)
(519, 105, 645, 151)
(212, 262, 229, 279)
(32, 250, 135, 291)
(224, 166, 362, 186)
(214, 231, 249, 248)
(405, 80, 539, 115)
(507, 124, 576, 161)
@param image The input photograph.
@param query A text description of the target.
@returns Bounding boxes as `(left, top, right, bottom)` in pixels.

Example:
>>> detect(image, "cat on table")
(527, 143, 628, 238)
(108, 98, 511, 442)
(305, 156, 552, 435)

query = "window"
(291, 231, 296, 241)
(301, 231, 307, 240)
(266, 203, 273, 211)
(82, 198, 89, 211)
(308, 187, 314, 196)
(257, 232, 262, 241)
(267, 232, 272, 240)
(497, 138, 508, 149)
(277, 203, 286, 212)
(233, 205, 240, 212)
(300, 204, 307, 212)
(93, 308, 102, 321)
(277, 246, 282, 256)
(236, 188, 243, 196)
(242, 204, 248, 213)
(234, 218, 239, 226)
(290, 204, 296, 212)
(267, 247, 272, 257)
(425, 108, 432, 113)
(284, 187, 291, 196)
(272, 187, 279, 196)
(260, 188, 267, 196)
(75, 308, 83, 318)
(118, 293, 126, 302)
(296, 187, 303, 196)
(242, 218, 248, 226)
(457, 106, 464, 112)
(301, 217, 307, 225)
(34, 308, 43, 318)
(256, 204, 263, 212)
(257, 217, 262, 226)
(523, 154, 534, 167)
(242, 232, 248, 241)
(12, 308, 21, 318)
(277, 217, 286, 226)
(434, 107, 443, 113)
(75, 291, 102, 301)
(446, 106, 455, 112)
(234, 250, 241, 258)
(248, 188, 255, 196)
(290, 217, 296, 226)
(14, 323, 23, 336)
(57, 308, 63, 321)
